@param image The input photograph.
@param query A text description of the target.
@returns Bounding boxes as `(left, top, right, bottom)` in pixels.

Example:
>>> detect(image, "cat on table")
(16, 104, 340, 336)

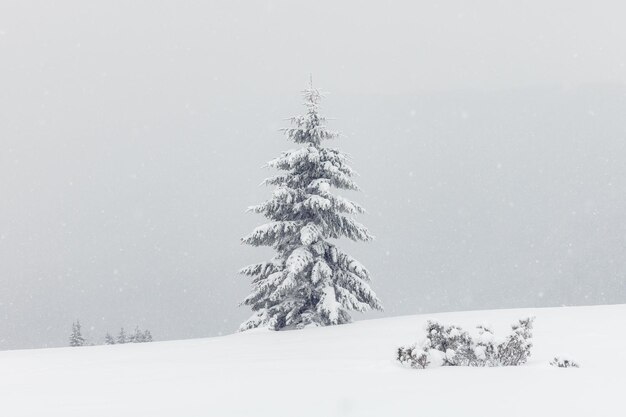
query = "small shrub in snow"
(397, 317, 535, 369)
(397, 344, 430, 369)
(550, 356, 579, 368)
(424, 321, 475, 366)
(496, 317, 534, 366)
(473, 323, 498, 366)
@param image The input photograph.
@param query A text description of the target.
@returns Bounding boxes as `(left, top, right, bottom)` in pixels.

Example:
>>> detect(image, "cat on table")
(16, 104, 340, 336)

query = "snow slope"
(1, 305, 624, 416)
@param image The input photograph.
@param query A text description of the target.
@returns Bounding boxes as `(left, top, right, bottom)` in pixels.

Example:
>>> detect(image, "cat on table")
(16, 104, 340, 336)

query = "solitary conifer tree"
(239, 81, 382, 331)
(69, 320, 86, 347)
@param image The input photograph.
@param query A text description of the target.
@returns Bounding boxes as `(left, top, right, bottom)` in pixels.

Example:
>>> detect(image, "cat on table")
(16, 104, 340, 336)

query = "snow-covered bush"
(496, 317, 534, 366)
(397, 344, 430, 369)
(424, 321, 475, 366)
(550, 356, 579, 368)
(397, 317, 535, 369)
(474, 323, 498, 366)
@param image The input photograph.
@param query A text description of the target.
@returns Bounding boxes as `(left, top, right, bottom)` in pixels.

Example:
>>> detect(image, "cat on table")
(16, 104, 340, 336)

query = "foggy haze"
(1, 1, 626, 349)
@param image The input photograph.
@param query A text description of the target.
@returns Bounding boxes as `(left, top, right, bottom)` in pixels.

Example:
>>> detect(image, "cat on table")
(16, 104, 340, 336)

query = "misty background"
(1, 1, 626, 350)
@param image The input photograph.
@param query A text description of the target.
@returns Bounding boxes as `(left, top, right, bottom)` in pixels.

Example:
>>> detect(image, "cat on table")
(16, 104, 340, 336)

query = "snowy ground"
(1, 304, 623, 416)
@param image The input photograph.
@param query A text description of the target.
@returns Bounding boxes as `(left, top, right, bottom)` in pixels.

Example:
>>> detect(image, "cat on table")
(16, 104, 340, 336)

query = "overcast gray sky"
(1, 1, 626, 350)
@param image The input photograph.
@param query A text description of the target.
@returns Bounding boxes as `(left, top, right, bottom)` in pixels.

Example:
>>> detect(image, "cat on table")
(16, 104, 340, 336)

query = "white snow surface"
(1, 304, 624, 416)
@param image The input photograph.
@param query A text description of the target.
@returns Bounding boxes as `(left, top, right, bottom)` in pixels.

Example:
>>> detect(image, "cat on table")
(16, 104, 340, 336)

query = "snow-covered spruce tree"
(239, 83, 382, 331)
(69, 320, 86, 347)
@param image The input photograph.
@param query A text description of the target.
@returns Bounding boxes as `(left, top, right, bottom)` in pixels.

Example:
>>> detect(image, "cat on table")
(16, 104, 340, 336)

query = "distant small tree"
(104, 332, 116, 345)
(69, 320, 86, 347)
(142, 329, 153, 342)
(130, 326, 142, 343)
(108, 326, 152, 345)
(117, 327, 128, 344)
(128, 326, 153, 343)
(128, 327, 137, 343)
